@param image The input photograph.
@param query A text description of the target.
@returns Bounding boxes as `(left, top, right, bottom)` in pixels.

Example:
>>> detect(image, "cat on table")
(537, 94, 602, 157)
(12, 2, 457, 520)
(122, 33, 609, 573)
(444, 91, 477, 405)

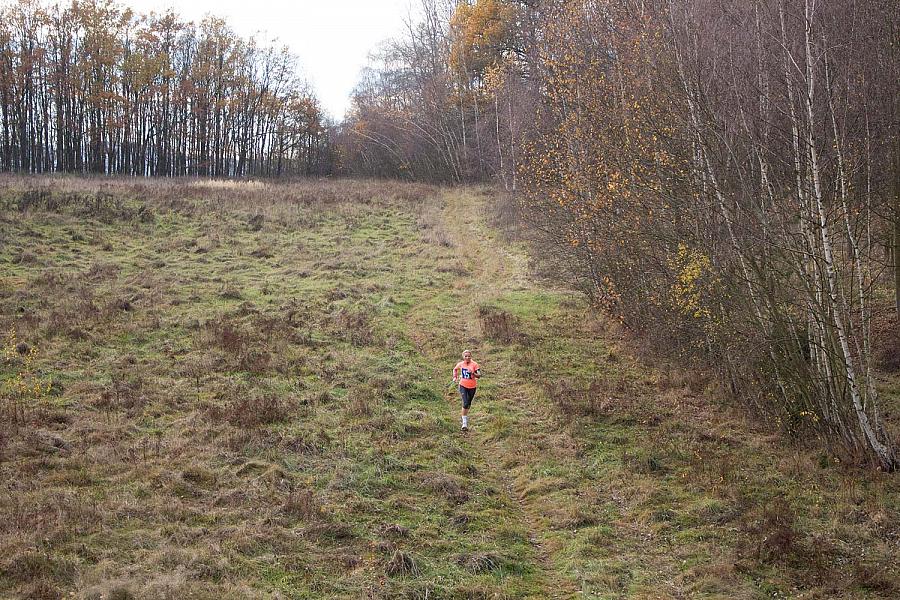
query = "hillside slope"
(0, 178, 897, 599)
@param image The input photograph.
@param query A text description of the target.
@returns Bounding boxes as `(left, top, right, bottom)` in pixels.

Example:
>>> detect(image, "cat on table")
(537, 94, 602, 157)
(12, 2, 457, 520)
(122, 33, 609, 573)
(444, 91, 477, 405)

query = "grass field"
(0, 176, 898, 599)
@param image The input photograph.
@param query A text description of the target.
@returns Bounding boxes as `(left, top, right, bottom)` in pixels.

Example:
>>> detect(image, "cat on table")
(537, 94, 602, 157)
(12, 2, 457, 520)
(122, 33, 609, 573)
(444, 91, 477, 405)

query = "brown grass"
(283, 489, 322, 521)
(332, 307, 377, 347)
(0, 173, 436, 212)
(455, 552, 501, 574)
(384, 550, 420, 577)
(418, 471, 469, 505)
(478, 305, 522, 344)
(543, 377, 619, 420)
(417, 193, 455, 248)
(202, 381, 292, 428)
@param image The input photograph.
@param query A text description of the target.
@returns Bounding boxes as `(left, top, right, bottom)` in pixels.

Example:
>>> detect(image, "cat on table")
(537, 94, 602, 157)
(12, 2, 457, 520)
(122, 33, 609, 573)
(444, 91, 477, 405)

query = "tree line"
(343, 0, 900, 470)
(338, 0, 528, 186)
(0, 0, 333, 177)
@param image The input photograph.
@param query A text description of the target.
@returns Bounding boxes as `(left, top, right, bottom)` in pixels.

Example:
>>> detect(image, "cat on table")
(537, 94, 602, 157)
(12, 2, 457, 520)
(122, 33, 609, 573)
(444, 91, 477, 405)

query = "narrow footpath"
(407, 190, 591, 598)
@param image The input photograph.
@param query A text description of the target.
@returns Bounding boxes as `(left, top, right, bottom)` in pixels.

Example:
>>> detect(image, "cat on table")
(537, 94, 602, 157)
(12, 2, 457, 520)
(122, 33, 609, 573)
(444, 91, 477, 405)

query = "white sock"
(462, 416, 468, 427)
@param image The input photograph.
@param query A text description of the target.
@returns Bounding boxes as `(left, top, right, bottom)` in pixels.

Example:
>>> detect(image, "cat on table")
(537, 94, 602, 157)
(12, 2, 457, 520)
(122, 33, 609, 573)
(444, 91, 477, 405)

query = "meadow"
(0, 176, 897, 599)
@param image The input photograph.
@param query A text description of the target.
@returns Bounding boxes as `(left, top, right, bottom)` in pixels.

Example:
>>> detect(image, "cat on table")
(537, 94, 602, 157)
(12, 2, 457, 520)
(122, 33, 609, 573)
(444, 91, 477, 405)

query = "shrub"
(2, 329, 53, 432)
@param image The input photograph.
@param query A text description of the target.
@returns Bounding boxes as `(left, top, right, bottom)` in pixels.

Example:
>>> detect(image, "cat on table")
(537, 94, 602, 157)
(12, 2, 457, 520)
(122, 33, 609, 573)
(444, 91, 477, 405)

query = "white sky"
(121, 0, 413, 120)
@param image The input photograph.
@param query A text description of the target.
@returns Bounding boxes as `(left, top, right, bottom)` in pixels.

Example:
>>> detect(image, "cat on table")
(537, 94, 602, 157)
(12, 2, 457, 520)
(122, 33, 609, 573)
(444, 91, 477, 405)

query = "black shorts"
(459, 386, 476, 409)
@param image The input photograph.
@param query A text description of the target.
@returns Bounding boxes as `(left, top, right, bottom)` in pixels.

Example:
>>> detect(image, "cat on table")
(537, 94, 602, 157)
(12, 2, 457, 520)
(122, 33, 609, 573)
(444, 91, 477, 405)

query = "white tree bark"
(802, 0, 895, 469)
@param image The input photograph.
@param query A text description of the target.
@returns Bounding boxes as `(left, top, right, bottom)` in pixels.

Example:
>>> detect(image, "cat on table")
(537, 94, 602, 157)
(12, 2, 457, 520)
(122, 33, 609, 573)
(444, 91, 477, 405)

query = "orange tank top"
(456, 360, 479, 389)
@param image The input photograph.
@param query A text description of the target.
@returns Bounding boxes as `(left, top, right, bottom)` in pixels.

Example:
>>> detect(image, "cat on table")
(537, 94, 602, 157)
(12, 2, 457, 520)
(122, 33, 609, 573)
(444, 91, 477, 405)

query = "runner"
(452, 349, 481, 431)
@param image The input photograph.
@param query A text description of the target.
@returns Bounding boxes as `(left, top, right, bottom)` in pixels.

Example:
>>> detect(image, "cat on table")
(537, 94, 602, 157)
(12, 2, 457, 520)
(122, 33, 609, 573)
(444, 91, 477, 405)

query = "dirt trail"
(407, 190, 583, 598)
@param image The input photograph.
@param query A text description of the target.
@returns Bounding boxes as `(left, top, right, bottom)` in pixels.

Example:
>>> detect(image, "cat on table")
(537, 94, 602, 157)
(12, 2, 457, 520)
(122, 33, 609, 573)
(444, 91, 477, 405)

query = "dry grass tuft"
(204, 319, 248, 354)
(1, 551, 76, 586)
(379, 523, 409, 538)
(332, 307, 376, 346)
(283, 489, 322, 520)
(346, 385, 376, 417)
(247, 213, 265, 231)
(622, 448, 666, 475)
(419, 471, 469, 505)
(105, 584, 138, 600)
(853, 562, 899, 595)
(455, 552, 501, 574)
(218, 281, 243, 300)
(741, 497, 797, 563)
(305, 521, 355, 542)
(21, 579, 63, 600)
(543, 378, 617, 420)
(219, 389, 291, 428)
(384, 550, 420, 577)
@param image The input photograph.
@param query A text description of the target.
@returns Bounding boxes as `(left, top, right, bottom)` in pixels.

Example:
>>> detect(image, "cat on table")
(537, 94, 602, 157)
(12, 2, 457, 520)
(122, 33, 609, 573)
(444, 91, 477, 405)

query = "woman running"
(452, 349, 482, 431)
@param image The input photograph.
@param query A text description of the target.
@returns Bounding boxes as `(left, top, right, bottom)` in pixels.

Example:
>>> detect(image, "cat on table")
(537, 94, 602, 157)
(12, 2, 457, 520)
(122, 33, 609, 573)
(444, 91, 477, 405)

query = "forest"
(0, 0, 332, 177)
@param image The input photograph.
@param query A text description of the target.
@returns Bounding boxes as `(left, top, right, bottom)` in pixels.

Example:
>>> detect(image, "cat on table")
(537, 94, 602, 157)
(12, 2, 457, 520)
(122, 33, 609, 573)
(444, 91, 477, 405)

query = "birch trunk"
(802, 0, 896, 470)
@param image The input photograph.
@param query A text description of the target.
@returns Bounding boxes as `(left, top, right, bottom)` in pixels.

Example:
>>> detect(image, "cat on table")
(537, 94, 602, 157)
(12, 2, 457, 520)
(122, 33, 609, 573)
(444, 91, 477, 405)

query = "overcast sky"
(122, 0, 413, 120)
